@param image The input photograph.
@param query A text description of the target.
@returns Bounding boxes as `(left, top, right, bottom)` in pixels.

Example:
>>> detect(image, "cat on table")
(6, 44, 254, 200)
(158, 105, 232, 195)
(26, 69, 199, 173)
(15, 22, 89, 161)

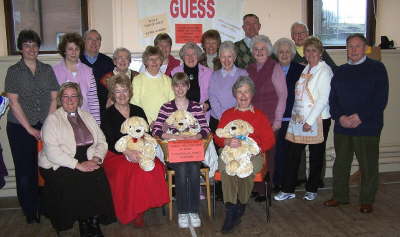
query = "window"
(308, 0, 376, 47)
(4, 0, 88, 54)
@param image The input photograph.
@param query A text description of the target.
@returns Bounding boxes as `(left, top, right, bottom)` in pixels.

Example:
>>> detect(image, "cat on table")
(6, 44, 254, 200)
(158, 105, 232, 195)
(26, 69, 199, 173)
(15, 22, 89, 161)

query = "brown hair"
(171, 72, 190, 87)
(58, 33, 84, 58)
(142, 46, 164, 66)
(303, 36, 324, 54)
(56, 82, 83, 108)
(107, 74, 133, 102)
(201, 29, 221, 50)
(154, 33, 173, 47)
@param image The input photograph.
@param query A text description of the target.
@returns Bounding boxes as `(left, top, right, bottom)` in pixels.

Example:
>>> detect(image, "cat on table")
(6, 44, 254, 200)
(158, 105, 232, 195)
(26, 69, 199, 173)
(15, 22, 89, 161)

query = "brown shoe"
(360, 204, 373, 213)
(323, 199, 340, 207)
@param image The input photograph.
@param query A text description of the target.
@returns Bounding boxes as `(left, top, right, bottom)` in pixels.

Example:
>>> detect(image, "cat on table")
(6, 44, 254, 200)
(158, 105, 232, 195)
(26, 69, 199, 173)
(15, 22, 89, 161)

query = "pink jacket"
(52, 60, 101, 124)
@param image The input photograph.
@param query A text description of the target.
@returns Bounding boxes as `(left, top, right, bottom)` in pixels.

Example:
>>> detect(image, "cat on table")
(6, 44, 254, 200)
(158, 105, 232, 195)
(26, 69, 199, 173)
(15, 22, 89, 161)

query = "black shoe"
(88, 216, 104, 237)
(221, 203, 237, 234)
(272, 185, 282, 193)
(250, 192, 259, 198)
(78, 220, 90, 237)
(26, 216, 35, 224)
(319, 180, 325, 188)
(254, 196, 267, 202)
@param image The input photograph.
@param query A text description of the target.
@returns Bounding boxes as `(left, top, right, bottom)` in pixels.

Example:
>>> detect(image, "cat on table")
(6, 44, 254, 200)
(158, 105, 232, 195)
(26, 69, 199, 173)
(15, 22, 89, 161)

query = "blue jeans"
(168, 162, 200, 214)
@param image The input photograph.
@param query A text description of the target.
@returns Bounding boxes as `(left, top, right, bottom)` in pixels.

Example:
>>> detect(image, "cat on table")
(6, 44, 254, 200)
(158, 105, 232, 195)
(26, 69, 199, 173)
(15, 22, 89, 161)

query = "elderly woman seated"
(101, 74, 169, 227)
(39, 82, 114, 236)
(152, 72, 211, 229)
(214, 76, 275, 234)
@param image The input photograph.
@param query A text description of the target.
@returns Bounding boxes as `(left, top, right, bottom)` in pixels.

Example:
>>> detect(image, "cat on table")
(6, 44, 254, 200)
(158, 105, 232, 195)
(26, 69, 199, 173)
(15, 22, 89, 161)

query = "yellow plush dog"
(216, 119, 260, 178)
(115, 116, 158, 171)
(165, 110, 201, 136)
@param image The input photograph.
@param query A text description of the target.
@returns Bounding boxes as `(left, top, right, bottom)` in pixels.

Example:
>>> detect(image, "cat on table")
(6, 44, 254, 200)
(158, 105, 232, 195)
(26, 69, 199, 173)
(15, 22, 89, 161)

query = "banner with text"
(137, 0, 245, 47)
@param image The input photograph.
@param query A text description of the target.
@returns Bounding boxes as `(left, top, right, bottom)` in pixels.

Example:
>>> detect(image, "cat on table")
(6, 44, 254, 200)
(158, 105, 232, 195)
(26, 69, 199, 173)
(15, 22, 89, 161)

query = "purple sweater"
(152, 100, 211, 138)
(53, 60, 101, 124)
(208, 66, 248, 120)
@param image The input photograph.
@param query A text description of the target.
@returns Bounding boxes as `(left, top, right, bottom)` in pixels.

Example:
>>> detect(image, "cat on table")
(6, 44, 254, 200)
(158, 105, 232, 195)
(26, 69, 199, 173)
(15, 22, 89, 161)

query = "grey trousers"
(219, 153, 264, 204)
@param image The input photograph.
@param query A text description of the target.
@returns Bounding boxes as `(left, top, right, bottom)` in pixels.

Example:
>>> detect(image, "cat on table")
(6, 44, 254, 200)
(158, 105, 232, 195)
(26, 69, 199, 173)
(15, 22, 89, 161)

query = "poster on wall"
(137, 0, 245, 47)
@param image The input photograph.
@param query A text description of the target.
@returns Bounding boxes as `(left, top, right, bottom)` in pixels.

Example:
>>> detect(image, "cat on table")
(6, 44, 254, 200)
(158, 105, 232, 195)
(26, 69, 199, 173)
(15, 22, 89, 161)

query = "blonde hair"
(56, 82, 83, 108)
(107, 74, 133, 102)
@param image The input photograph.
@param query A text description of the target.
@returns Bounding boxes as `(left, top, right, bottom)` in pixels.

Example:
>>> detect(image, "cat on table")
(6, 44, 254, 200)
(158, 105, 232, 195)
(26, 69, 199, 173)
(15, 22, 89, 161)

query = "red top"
(165, 55, 181, 77)
(214, 107, 275, 153)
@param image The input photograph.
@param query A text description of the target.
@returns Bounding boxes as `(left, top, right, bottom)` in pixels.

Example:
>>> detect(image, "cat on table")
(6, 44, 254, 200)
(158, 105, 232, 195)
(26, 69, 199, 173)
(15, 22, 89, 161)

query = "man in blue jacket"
(325, 33, 389, 213)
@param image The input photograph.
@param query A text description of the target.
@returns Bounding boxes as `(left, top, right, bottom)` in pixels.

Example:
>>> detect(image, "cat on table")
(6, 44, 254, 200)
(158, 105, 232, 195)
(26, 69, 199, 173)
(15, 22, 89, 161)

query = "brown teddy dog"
(216, 119, 260, 178)
(115, 116, 158, 171)
(165, 109, 201, 137)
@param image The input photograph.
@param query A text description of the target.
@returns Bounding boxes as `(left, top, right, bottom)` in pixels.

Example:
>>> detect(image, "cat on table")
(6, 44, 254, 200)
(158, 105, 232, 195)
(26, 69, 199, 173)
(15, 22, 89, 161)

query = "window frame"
(4, 0, 89, 55)
(307, 0, 376, 48)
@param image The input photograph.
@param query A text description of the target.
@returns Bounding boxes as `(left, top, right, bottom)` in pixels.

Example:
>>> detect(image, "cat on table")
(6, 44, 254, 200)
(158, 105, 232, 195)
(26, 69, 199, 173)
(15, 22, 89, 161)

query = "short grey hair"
(251, 35, 273, 56)
(232, 76, 256, 97)
(272, 37, 297, 60)
(290, 21, 309, 34)
(113, 47, 132, 62)
(179, 42, 203, 61)
(218, 41, 237, 59)
(83, 29, 102, 41)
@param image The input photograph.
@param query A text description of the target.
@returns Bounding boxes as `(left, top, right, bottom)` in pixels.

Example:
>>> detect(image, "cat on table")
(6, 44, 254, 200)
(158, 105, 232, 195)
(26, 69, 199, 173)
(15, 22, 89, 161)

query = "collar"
(348, 56, 367, 65)
(244, 37, 253, 49)
(296, 45, 304, 57)
(144, 70, 162, 78)
(234, 104, 255, 113)
(281, 64, 290, 76)
(84, 53, 98, 64)
(113, 68, 132, 78)
(221, 66, 237, 77)
(18, 59, 41, 74)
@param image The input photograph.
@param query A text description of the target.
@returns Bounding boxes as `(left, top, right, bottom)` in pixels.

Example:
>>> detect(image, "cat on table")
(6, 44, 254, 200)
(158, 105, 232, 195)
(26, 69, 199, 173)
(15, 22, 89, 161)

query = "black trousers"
(273, 121, 290, 186)
(7, 122, 42, 219)
(168, 162, 201, 214)
(282, 119, 331, 193)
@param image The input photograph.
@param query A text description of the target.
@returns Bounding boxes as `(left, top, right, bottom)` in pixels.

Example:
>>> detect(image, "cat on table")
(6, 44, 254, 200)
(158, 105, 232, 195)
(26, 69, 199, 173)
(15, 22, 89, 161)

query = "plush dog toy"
(165, 110, 201, 136)
(216, 119, 260, 178)
(115, 116, 158, 171)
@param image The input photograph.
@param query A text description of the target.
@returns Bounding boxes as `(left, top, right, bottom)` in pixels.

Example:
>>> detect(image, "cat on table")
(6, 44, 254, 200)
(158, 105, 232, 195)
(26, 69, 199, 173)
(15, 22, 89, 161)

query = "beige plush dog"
(115, 116, 158, 171)
(165, 110, 201, 136)
(216, 119, 260, 178)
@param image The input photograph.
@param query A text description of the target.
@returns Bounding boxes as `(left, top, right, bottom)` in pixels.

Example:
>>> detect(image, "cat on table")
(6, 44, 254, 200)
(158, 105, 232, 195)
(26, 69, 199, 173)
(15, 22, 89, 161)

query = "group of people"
(2, 12, 388, 237)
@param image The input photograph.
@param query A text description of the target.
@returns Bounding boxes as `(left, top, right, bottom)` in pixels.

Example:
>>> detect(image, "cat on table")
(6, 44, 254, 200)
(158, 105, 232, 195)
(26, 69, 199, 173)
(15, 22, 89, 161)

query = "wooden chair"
(156, 135, 213, 221)
(212, 153, 272, 222)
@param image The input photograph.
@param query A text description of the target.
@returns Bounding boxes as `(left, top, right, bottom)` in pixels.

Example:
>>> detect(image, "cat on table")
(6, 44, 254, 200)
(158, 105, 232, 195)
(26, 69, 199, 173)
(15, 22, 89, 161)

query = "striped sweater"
(152, 100, 210, 138)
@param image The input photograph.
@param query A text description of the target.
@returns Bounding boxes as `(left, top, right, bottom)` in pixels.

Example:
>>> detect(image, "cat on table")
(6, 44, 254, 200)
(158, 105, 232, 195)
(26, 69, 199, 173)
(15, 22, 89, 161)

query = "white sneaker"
(303, 192, 318, 201)
(178, 214, 189, 228)
(188, 213, 201, 228)
(274, 191, 296, 201)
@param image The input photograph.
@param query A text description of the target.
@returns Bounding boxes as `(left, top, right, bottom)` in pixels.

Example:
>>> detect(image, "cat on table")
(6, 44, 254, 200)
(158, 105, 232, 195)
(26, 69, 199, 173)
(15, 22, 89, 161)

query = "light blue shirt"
(84, 53, 98, 64)
(348, 56, 367, 65)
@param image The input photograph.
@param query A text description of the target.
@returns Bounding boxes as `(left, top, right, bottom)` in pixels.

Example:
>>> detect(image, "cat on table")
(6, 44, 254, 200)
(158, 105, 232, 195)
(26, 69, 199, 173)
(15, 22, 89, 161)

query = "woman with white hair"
(246, 34, 287, 201)
(271, 38, 305, 192)
(100, 47, 139, 108)
(171, 42, 213, 117)
(208, 41, 248, 132)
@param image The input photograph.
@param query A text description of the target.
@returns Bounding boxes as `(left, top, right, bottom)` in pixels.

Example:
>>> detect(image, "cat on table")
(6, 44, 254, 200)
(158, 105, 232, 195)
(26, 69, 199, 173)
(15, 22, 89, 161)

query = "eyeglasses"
(62, 95, 79, 100)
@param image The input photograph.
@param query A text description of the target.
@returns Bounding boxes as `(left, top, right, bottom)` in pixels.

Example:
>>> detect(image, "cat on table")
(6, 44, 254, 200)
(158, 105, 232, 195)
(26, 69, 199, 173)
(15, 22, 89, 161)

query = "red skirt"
(103, 151, 169, 224)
